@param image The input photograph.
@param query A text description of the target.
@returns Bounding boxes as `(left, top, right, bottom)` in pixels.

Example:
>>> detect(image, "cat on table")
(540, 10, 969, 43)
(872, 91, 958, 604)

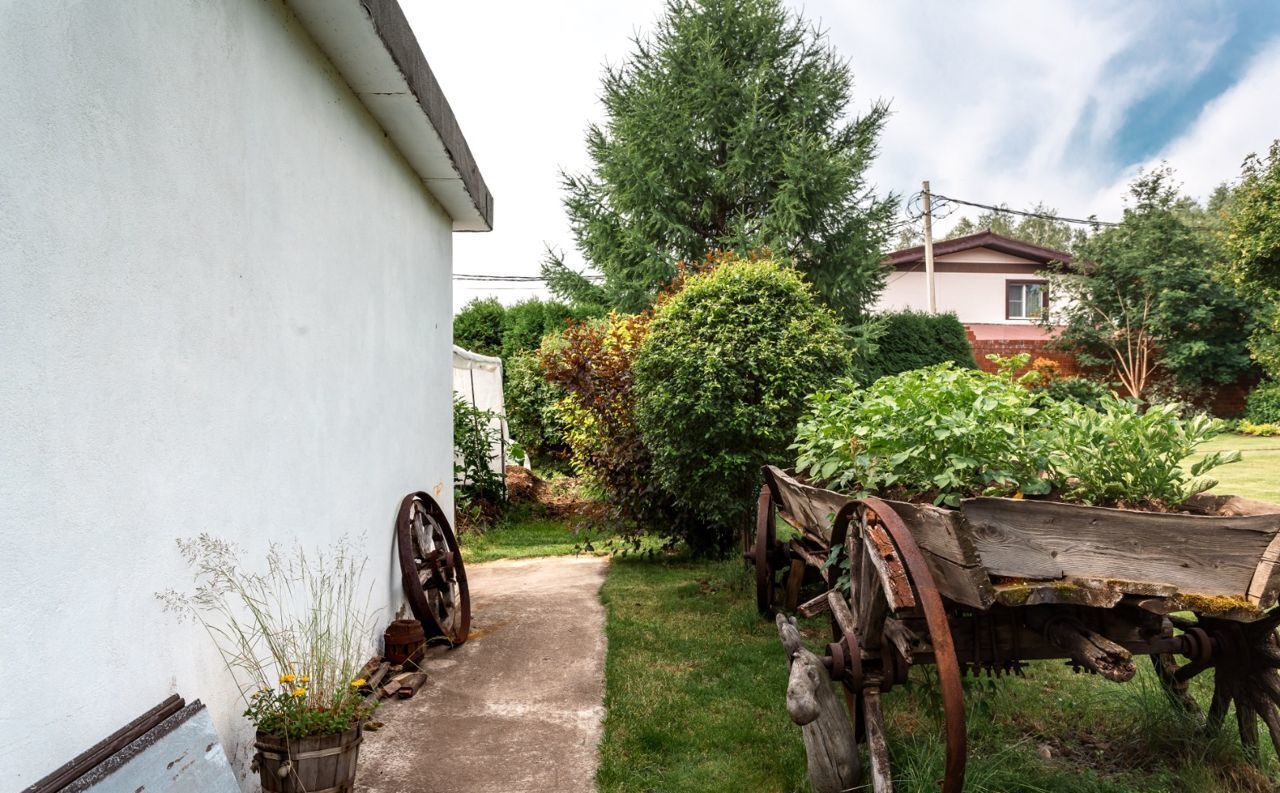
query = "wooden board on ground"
(963, 497, 1280, 605)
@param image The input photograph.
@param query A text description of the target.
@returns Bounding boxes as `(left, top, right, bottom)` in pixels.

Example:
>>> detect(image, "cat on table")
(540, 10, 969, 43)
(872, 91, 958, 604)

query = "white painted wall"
(875, 248, 1048, 324)
(0, 1, 455, 787)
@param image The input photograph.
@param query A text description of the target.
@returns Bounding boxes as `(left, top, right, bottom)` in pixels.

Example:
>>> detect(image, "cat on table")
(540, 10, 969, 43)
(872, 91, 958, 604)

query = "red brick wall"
(963, 327, 1255, 417)
(965, 329, 1081, 377)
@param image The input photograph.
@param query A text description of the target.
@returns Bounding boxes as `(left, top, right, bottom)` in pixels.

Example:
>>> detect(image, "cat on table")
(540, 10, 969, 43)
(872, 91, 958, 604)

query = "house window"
(1006, 281, 1047, 320)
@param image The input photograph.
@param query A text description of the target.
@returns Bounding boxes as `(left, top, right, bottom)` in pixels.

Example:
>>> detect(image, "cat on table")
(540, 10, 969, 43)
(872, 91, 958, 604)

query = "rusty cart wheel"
(1151, 610, 1280, 765)
(397, 492, 471, 646)
(825, 497, 967, 793)
(754, 486, 783, 614)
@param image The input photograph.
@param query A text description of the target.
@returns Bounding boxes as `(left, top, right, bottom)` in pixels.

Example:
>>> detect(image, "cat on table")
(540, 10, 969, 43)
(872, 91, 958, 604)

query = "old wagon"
(751, 464, 1280, 793)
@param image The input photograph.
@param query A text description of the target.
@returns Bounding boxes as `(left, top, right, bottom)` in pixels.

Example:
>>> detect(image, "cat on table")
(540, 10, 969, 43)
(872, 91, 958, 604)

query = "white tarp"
(452, 345, 524, 474)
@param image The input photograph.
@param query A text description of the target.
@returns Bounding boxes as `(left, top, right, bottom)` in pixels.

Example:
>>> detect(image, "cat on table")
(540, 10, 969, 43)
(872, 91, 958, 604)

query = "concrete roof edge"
(287, 0, 493, 231)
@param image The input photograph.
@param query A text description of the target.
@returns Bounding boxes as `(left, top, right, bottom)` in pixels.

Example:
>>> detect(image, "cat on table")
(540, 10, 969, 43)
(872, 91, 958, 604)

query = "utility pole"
(922, 180, 937, 312)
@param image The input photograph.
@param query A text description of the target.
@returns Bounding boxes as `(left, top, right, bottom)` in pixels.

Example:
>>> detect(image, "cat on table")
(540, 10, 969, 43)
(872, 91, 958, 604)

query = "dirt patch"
(355, 555, 608, 793)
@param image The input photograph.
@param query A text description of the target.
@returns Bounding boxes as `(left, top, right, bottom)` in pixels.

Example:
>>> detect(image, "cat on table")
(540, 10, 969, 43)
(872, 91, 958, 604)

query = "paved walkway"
(356, 555, 608, 793)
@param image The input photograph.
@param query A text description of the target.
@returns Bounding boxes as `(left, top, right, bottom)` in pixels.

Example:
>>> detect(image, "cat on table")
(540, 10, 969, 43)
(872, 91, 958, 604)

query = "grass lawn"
(460, 509, 593, 563)
(1186, 433, 1280, 503)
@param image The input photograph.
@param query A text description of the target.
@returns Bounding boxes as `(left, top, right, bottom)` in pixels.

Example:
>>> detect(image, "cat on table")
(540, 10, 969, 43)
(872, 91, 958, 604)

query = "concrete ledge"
(288, 0, 493, 231)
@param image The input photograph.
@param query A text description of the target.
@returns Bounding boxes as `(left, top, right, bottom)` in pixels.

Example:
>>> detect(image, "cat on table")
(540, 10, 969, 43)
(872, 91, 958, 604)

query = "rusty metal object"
(755, 486, 777, 614)
(862, 496, 967, 793)
(383, 619, 427, 667)
(396, 492, 471, 645)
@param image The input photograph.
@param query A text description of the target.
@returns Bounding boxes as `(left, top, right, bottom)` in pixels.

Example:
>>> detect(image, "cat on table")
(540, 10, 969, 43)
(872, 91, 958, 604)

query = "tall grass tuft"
(159, 534, 377, 737)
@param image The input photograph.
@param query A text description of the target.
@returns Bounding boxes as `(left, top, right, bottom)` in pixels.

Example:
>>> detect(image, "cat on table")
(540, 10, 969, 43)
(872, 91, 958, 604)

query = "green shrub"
(863, 310, 975, 383)
(794, 363, 1048, 507)
(453, 394, 505, 502)
(1036, 376, 1113, 411)
(501, 299, 600, 362)
(504, 350, 569, 464)
(1246, 381, 1280, 424)
(1045, 400, 1238, 506)
(453, 298, 506, 356)
(541, 312, 687, 536)
(633, 259, 850, 553)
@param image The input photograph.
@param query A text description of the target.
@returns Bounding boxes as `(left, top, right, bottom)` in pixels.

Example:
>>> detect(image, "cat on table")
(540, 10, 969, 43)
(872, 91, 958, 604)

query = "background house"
(876, 230, 1079, 373)
(0, 0, 490, 787)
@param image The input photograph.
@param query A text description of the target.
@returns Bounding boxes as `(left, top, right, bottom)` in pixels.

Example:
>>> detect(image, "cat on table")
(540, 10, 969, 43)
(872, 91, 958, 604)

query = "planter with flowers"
(161, 536, 377, 792)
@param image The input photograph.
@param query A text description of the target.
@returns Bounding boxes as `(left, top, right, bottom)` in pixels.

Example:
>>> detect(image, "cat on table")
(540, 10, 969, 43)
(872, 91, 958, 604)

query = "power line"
(453, 273, 604, 282)
(930, 193, 1119, 227)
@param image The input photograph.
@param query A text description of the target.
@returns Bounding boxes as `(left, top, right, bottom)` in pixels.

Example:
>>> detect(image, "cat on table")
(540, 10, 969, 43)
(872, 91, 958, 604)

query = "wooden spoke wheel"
(1152, 610, 1280, 765)
(396, 492, 471, 646)
(826, 497, 967, 793)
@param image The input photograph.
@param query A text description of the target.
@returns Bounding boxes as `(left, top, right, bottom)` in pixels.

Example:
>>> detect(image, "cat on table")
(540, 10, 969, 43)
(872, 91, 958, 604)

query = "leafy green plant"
(504, 349, 569, 465)
(863, 310, 976, 383)
(452, 297, 506, 356)
(793, 363, 1049, 507)
(1036, 376, 1114, 411)
(633, 259, 850, 553)
(1044, 399, 1240, 506)
(1246, 381, 1280, 424)
(453, 394, 505, 502)
(160, 536, 376, 738)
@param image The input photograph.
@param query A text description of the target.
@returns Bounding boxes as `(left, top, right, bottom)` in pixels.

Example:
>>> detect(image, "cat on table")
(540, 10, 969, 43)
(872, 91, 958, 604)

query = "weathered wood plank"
(964, 497, 1280, 597)
(798, 590, 832, 618)
(1248, 531, 1280, 606)
(764, 467, 995, 608)
(863, 520, 915, 612)
(777, 615, 860, 793)
(862, 688, 894, 793)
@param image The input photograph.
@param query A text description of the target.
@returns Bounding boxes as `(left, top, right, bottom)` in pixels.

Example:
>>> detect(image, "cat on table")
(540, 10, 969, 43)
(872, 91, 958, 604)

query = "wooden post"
(922, 180, 937, 313)
(776, 614, 860, 793)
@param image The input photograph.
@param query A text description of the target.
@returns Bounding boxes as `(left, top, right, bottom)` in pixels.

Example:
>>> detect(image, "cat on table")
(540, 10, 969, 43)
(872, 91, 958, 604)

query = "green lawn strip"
(598, 556, 810, 792)
(1185, 434, 1280, 504)
(598, 553, 1271, 792)
(461, 508, 593, 563)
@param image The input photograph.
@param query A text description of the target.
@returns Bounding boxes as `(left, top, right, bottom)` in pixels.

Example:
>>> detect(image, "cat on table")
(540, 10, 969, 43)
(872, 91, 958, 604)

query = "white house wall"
(0, 0, 454, 787)
(878, 270, 1043, 324)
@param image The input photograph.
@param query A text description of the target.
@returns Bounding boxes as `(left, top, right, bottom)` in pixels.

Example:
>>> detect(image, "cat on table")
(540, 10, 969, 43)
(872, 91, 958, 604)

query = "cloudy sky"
(403, 0, 1280, 310)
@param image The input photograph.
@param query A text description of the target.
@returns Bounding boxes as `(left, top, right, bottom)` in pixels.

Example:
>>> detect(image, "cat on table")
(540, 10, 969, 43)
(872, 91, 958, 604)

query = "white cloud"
(400, 1, 1276, 307)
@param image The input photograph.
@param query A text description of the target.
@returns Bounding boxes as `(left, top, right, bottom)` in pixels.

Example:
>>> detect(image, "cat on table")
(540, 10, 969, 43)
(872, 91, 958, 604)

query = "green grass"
(1185, 433, 1280, 503)
(597, 555, 1274, 793)
(460, 509, 593, 563)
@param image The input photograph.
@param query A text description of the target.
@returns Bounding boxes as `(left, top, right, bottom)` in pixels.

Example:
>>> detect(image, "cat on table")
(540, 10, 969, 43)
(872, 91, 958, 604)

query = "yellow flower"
(299, 676, 311, 683)
(279, 674, 296, 684)
(291, 687, 307, 697)
(351, 678, 366, 688)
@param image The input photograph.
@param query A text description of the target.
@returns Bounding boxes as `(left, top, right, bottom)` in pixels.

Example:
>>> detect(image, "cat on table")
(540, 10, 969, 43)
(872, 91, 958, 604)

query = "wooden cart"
(750, 465, 1280, 793)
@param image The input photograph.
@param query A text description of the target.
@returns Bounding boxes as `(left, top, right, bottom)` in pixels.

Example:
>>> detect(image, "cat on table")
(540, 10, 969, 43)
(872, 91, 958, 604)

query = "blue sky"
(403, 1, 1280, 308)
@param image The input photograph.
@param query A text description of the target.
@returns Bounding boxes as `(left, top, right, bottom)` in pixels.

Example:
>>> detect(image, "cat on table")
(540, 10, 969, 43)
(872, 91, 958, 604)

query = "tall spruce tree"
(543, 0, 896, 322)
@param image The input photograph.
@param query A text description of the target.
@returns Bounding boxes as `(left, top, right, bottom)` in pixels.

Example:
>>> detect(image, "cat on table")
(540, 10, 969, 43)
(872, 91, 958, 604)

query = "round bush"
(633, 259, 851, 553)
(1247, 381, 1280, 424)
(452, 297, 505, 356)
(864, 310, 974, 383)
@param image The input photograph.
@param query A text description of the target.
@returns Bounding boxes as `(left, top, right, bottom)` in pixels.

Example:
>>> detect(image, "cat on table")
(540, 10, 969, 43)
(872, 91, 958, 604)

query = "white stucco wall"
(0, 1, 455, 787)
(874, 248, 1048, 324)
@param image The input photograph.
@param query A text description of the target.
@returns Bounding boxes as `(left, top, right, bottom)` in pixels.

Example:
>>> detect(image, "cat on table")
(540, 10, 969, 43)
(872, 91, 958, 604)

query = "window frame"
(1006, 279, 1049, 321)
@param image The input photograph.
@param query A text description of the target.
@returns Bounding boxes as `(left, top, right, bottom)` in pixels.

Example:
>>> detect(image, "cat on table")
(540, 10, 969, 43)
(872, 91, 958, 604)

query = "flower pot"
(254, 726, 362, 793)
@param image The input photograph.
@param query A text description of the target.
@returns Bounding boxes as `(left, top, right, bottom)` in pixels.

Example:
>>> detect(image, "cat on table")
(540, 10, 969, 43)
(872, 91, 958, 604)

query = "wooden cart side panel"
(963, 497, 1280, 600)
(876, 499, 994, 610)
(1247, 532, 1280, 606)
(765, 467, 852, 542)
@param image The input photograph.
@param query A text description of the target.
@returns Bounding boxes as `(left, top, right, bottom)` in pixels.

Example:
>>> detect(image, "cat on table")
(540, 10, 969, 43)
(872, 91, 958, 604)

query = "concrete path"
(356, 555, 608, 793)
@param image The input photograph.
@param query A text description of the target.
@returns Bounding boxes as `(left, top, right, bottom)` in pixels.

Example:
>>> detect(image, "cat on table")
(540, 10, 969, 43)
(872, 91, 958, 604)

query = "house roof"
(883, 230, 1071, 267)
(287, 0, 493, 231)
